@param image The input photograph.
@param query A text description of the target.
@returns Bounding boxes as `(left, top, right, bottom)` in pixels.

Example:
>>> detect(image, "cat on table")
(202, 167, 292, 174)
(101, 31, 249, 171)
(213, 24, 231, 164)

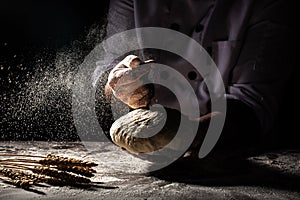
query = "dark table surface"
(0, 141, 299, 200)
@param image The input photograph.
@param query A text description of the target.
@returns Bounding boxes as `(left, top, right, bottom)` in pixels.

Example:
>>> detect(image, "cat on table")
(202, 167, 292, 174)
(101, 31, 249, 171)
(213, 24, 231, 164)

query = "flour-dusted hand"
(106, 55, 154, 109)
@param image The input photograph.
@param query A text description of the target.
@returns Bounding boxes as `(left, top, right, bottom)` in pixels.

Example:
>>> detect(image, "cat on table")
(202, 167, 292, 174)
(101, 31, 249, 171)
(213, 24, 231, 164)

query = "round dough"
(110, 107, 181, 154)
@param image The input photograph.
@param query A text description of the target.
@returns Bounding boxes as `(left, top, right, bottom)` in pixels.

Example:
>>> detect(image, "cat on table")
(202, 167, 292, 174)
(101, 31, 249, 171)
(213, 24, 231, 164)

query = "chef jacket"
(94, 0, 297, 138)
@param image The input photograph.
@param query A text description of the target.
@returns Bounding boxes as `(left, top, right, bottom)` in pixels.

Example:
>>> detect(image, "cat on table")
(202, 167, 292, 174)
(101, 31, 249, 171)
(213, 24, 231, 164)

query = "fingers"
(127, 85, 154, 109)
(107, 55, 150, 89)
(193, 111, 223, 122)
(122, 55, 154, 68)
(107, 55, 137, 89)
(121, 55, 141, 68)
(107, 55, 154, 109)
(113, 84, 153, 109)
(114, 66, 150, 87)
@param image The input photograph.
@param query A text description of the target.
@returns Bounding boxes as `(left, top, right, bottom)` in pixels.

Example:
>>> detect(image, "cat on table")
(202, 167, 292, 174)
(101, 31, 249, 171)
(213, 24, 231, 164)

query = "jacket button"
(170, 23, 180, 31)
(195, 23, 204, 33)
(188, 71, 197, 80)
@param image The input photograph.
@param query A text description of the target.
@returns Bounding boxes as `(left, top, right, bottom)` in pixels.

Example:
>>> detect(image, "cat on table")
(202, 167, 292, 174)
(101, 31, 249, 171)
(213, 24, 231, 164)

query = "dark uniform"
(94, 0, 297, 155)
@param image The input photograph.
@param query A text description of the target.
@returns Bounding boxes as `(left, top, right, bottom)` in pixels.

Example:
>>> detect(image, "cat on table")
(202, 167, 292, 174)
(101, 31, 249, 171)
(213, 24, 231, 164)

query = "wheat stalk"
(32, 166, 91, 183)
(39, 154, 97, 167)
(0, 154, 98, 188)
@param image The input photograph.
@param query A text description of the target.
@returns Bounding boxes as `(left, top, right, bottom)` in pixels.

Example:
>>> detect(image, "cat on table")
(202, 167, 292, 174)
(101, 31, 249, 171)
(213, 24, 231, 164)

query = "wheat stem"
(0, 153, 98, 188)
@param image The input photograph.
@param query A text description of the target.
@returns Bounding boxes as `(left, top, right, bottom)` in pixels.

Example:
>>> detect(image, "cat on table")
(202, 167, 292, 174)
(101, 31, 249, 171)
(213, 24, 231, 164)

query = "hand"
(106, 55, 154, 109)
(183, 111, 223, 158)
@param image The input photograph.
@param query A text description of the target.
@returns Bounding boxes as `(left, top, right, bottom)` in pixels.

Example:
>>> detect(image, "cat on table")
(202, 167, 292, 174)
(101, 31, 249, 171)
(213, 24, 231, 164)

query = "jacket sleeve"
(93, 0, 135, 139)
(92, 0, 135, 87)
(224, 0, 297, 139)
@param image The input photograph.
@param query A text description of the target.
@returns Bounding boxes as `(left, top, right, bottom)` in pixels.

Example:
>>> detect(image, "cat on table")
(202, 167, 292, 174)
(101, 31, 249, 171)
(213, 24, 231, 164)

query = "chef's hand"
(105, 55, 154, 109)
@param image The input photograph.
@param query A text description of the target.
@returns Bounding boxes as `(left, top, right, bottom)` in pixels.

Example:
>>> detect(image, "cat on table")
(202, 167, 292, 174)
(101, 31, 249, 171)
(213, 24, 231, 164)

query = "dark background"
(0, 0, 109, 51)
(0, 1, 299, 149)
(0, 0, 109, 141)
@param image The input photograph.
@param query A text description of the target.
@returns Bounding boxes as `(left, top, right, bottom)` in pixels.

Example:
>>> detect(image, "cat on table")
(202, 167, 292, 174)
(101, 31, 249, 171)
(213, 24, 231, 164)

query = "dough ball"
(110, 107, 182, 154)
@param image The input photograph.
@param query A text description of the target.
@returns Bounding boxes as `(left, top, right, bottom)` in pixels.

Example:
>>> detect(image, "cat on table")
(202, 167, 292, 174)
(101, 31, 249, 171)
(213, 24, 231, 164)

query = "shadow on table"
(148, 152, 300, 192)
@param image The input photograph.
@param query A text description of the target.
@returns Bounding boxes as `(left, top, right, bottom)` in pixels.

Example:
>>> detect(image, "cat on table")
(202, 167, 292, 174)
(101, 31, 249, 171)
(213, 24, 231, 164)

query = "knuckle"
(122, 55, 141, 68)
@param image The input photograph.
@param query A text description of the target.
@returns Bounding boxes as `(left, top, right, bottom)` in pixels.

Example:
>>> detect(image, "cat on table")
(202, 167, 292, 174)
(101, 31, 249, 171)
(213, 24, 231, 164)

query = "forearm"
(188, 99, 262, 158)
(94, 70, 115, 140)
